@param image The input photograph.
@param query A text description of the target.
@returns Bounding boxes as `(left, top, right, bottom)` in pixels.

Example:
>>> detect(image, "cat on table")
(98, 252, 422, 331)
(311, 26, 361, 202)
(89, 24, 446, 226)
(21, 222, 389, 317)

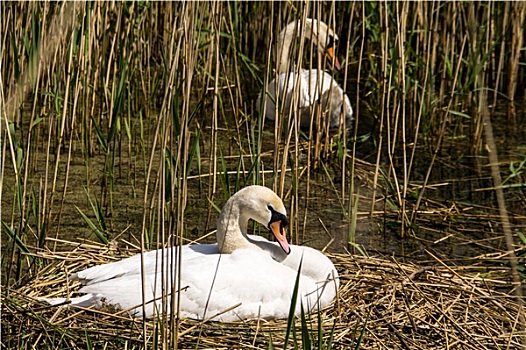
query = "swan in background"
(258, 18, 353, 131)
(41, 186, 339, 322)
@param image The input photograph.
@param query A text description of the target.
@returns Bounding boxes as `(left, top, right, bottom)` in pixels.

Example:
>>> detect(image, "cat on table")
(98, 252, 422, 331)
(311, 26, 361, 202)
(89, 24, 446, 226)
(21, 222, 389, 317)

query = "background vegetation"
(1, 1, 525, 349)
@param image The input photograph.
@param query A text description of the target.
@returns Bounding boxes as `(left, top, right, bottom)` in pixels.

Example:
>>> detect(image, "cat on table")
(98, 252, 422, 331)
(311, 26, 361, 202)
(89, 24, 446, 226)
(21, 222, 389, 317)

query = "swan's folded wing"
(75, 245, 218, 285)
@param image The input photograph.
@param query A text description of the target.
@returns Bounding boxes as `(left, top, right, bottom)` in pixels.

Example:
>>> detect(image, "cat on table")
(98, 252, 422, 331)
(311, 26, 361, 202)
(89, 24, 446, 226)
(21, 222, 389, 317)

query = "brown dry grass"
(3, 238, 524, 349)
(2, 2, 526, 349)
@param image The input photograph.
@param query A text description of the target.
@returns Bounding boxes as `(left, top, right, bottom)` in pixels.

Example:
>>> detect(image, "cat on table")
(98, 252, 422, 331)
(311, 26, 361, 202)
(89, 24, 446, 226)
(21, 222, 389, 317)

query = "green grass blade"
(326, 318, 337, 350)
(317, 306, 323, 350)
(1, 221, 29, 254)
(354, 306, 371, 350)
(85, 329, 93, 350)
(300, 303, 311, 350)
(90, 114, 108, 153)
(284, 257, 303, 349)
(75, 206, 108, 244)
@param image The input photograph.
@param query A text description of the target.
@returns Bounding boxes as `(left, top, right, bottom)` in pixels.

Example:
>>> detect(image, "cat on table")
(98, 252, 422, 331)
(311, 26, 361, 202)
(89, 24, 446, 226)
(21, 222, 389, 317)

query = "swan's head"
(277, 19, 341, 73)
(304, 19, 341, 71)
(230, 185, 290, 254)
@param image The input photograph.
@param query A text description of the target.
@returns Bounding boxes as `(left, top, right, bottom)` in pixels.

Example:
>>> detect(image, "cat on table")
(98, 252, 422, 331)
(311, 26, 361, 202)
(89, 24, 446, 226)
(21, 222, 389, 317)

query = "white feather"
(263, 69, 353, 129)
(41, 186, 339, 322)
(258, 19, 353, 130)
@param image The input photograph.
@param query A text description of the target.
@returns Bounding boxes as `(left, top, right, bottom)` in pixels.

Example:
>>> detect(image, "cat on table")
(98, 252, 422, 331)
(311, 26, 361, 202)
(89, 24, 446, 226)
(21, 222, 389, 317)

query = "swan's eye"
(327, 35, 336, 49)
(267, 205, 289, 228)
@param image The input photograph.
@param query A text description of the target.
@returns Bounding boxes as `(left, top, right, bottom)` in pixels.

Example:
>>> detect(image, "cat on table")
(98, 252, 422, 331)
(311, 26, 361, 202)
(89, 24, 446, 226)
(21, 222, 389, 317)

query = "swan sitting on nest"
(41, 185, 339, 322)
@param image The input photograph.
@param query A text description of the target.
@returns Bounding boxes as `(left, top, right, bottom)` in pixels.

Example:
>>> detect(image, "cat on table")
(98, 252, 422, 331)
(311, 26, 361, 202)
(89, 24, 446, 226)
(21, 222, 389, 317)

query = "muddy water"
(2, 101, 525, 273)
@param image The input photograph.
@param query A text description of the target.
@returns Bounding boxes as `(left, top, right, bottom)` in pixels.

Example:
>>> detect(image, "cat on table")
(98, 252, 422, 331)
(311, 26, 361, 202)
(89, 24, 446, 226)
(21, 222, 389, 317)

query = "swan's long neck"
(277, 20, 305, 74)
(216, 201, 251, 254)
(216, 199, 288, 262)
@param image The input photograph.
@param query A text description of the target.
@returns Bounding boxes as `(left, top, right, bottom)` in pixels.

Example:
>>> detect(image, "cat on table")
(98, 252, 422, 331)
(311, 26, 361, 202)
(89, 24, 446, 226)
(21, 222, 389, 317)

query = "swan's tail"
(39, 293, 103, 309)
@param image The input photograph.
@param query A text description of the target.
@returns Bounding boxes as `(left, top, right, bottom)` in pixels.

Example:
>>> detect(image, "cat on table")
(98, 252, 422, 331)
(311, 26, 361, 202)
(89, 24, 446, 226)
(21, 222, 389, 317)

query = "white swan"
(42, 186, 339, 322)
(259, 19, 353, 130)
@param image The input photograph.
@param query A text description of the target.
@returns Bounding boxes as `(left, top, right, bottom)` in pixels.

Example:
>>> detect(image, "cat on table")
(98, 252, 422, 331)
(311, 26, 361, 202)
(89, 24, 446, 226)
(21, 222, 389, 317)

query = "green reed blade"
(1, 221, 29, 254)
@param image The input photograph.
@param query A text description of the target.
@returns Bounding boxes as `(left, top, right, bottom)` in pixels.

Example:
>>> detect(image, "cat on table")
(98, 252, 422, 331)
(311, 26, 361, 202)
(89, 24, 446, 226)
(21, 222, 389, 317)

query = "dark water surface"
(2, 101, 525, 278)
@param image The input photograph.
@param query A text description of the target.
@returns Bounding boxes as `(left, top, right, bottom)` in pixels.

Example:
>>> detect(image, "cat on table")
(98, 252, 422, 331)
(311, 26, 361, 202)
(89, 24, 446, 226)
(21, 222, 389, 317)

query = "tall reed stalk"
(1, 2, 525, 348)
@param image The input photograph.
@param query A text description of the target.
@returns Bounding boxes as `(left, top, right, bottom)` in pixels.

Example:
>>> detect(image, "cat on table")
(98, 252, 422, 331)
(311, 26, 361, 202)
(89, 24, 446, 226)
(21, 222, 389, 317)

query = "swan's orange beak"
(326, 46, 341, 71)
(270, 221, 291, 254)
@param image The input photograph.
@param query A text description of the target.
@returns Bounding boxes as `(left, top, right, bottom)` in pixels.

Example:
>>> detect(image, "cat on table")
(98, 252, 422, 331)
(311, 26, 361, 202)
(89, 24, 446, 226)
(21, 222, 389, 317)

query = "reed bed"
(2, 238, 524, 349)
(2, 1, 525, 349)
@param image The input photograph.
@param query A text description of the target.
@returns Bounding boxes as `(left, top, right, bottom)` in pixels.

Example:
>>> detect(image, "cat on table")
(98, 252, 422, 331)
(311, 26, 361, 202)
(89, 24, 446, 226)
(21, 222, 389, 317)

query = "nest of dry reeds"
(2, 239, 524, 349)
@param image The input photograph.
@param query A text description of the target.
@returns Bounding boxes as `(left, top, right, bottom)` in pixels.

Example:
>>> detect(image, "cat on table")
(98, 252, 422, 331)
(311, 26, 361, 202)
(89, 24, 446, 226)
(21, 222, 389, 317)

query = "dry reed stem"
(2, 2, 525, 349)
(479, 94, 525, 344)
(2, 238, 525, 349)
